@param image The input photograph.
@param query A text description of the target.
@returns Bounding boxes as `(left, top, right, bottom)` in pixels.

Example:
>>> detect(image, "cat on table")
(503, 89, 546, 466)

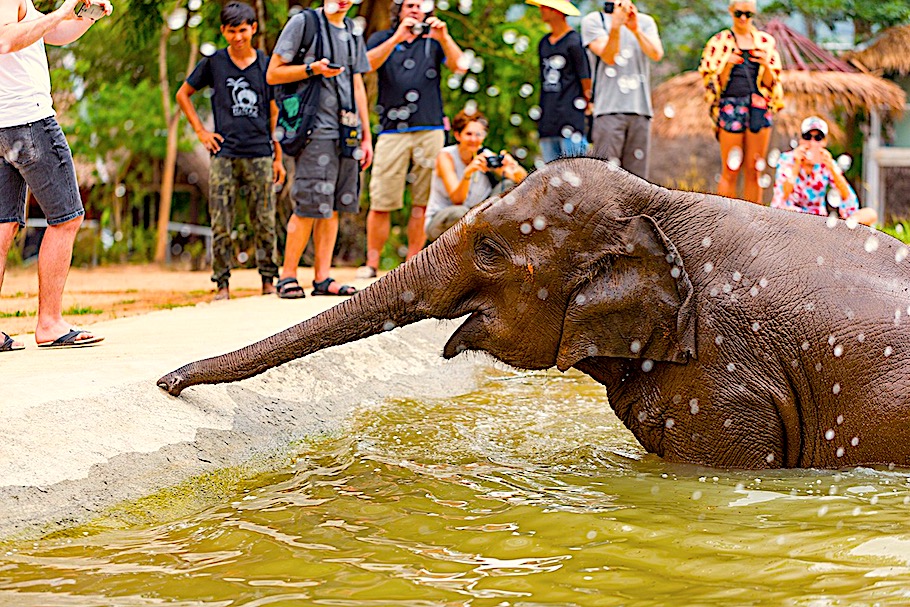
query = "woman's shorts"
(717, 95, 772, 134)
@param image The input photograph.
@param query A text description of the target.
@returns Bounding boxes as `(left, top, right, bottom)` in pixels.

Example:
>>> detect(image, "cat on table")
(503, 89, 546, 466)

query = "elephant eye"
(474, 237, 504, 272)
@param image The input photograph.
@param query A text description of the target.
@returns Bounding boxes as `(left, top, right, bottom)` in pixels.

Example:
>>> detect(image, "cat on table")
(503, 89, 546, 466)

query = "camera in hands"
(603, 1, 615, 13)
(410, 22, 431, 36)
(485, 154, 504, 169)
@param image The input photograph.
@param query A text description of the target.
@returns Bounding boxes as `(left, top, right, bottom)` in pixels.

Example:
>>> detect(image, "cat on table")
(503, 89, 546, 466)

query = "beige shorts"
(369, 129, 445, 212)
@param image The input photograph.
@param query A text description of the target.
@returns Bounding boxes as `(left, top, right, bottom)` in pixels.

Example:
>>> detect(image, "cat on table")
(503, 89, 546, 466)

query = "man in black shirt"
(528, 0, 591, 163)
(176, 2, 285, 301)
(357, 0, 465, 279)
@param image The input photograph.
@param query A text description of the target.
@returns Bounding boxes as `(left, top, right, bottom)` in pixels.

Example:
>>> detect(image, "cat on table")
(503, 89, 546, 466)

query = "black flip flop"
(0, 332, 24, 352)
(37, 329, 104, 348)
(312, 277, 356, 296)
(276, 277, 305, 299)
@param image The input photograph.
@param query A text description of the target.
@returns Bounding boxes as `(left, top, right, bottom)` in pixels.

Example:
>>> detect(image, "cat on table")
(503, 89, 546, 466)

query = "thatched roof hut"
(843, 25, 910, 77)
(652, 20, 906, 142)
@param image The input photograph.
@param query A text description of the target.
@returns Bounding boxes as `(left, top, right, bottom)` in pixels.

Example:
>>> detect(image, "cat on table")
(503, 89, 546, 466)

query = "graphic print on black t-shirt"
(186, 48, 274, 158)
(367, 29, 447, 133)
(227, 76, 261, 118)
(537, 30, 590, 139)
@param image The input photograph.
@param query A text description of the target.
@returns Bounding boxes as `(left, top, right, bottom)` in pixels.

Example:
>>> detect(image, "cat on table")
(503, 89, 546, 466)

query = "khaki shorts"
(369, 129, 445, 212)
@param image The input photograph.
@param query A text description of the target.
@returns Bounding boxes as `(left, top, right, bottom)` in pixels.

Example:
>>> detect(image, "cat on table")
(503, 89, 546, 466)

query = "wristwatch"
(305, 64, 314, 77)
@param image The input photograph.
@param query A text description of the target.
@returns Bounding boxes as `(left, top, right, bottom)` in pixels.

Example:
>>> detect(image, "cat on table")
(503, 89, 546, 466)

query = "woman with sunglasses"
(770, 116, 877, 226)
(699, 0, 783, 204)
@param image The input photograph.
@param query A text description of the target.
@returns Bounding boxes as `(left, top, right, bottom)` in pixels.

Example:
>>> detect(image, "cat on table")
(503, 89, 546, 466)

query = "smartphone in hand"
(75, 1, 106, 19)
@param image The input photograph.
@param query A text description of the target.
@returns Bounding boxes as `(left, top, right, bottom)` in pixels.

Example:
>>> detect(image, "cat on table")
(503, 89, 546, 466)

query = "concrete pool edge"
(0, 295, 484, 541)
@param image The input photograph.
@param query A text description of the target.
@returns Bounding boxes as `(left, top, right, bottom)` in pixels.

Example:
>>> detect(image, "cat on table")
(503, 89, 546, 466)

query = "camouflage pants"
(209, 156, 278, 288)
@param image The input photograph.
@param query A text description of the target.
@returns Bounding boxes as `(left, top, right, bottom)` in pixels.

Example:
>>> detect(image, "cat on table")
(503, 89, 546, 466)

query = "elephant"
(159, 157, 910, 470)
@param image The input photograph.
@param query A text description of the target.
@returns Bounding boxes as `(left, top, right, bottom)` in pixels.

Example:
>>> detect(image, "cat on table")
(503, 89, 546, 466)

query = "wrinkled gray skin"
(159, 157, 910, 470)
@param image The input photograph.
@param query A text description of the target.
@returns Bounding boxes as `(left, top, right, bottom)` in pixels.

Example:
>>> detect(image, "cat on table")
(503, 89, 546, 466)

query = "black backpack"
(275, 8, 323, 157)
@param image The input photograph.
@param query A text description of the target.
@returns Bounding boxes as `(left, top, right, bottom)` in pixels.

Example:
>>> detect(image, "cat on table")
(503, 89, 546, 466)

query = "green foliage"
(762, 0, 910, 41)
(882, 221, 910, 245)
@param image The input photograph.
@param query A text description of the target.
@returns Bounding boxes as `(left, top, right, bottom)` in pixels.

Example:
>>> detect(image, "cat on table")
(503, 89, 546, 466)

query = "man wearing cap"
(527, 0, 591, 163)
(771, 116, 877, 226)
(581, 0, 662, 179)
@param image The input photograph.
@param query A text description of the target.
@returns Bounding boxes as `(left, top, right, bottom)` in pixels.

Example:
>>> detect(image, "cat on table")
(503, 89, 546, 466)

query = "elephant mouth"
(442, 310, 488, 359)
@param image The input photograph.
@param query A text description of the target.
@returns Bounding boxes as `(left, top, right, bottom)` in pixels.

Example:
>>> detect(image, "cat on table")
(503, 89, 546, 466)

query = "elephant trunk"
(158, 232, 463, 396)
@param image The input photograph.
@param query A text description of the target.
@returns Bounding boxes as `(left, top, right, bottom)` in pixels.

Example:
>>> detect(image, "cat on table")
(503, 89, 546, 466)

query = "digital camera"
(485, 154, 504, 169)
(604, 1, 615, 13)
(410, 22, 431, 35)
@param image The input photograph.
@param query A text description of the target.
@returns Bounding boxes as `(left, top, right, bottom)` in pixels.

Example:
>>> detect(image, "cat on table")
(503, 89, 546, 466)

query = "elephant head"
(158, 158, 697, 396)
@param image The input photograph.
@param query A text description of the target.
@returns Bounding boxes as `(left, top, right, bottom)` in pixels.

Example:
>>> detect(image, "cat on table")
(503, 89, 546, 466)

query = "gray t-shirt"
(425, 144, 493, 230)
(581, 10, 658, 118)
(273, 8, 370, 140)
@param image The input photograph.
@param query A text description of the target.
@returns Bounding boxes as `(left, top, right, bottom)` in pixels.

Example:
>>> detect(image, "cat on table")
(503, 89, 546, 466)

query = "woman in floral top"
(771, 116, 878, 226)
(699, 0, 783, 204)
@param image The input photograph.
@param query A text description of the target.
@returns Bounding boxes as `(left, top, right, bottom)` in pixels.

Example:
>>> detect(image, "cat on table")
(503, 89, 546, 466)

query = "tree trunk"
(154, 25, 199, 263)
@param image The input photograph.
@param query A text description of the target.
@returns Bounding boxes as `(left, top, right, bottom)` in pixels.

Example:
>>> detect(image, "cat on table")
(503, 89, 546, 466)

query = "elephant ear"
(556, 215, 696, 371)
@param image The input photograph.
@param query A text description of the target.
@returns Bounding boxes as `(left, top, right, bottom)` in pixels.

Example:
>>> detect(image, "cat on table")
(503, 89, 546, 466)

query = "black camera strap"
(321, 10, 356, 113)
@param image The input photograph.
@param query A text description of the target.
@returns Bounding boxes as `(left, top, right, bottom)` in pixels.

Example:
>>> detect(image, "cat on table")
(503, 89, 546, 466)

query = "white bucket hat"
(525, 0, 581, 17)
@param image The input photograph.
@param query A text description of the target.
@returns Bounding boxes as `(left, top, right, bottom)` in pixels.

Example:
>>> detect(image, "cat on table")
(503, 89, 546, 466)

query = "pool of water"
(3, 369, 910, 606)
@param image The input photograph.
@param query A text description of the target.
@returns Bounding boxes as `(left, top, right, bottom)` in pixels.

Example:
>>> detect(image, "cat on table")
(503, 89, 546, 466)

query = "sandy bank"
(0, 284, 482, 540)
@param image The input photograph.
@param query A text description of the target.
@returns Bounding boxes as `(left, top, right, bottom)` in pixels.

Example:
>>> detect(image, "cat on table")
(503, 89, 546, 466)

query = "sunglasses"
(802, 132, 825, 141)
(734, 10, 754, 18)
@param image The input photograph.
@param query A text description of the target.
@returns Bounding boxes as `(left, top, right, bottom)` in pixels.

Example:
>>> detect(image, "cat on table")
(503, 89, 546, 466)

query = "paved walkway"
(0, 272, 480, 540)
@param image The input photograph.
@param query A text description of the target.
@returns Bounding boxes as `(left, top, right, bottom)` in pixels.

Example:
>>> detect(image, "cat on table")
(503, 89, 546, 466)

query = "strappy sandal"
(276, 277, 305, 299)
(0, 332, 24, 352)
(312, 277, 356, 296)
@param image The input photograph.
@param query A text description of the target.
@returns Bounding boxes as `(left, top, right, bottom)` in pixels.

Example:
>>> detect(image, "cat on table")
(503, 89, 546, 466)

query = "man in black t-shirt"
(528, 0, 591, 163)
(357, 0, 465, 279)
(176, 2, 285, 301)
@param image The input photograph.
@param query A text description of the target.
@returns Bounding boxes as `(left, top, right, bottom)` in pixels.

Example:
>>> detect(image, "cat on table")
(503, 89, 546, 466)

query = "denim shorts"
(291, 138, 360, 219)
(717, 95, 772, 134)
(0, 116, 83, 227)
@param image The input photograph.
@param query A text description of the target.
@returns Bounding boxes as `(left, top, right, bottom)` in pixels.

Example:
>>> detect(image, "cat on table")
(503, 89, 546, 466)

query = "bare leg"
(0, 222, 24, 349)
(742, 127, 772, 204)
(280, 214, 315, 280)
(407, 205, 426, 260)
(312, 212, 339, 286)
(35, 216, 97, 344)
(717, 130, 746, 199)
(365, 209, 390, 271)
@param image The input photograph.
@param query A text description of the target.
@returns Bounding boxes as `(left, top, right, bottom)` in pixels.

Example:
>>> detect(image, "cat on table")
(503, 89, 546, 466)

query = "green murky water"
(3, 369, 910, 606)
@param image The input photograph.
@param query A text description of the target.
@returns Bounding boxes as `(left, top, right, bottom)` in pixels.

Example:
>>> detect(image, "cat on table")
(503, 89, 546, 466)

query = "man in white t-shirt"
(581, 0, 662, 179)
(0, 0, 110, 350)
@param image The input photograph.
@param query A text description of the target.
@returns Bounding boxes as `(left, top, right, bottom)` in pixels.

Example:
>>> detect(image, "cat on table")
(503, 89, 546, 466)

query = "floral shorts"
(717, 95, 772, 134)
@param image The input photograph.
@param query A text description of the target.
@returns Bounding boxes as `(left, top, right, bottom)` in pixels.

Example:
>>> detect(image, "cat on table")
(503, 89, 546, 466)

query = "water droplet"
(837, 154, 853, 171)
(528, 106, 542, 120)
(845, 217, 859, 230)
(857, 333, 865, 343)
(509, 114, 522, 126)
(663, 104, 676, 118)
(703, 262, 714, 273)
(401, 291, 415, 303)
(665, 418, 675, 429)
(642, 359, 654, 372)
(537, 287, 548, 300)
(837, 415, 844, 425)
(833, 344, 843, 357)
(825, 429, 835, 440)
(575, 294, 587, 305)
(715, 335, 724, 345)
(533, 216, 546, 230)
(724, 418, 733, 428)
(884, 346, 893, 357)
(758, 174, 773, 189)
(749, 286, 759, 297)
(637, 410, 647, 422)
(759, 278, 769, 288)
(520, 223, 532, 235)
(732, 271, 742, 282)
(563, 203, 575, 214)
(200, 42, 217, 56)
(486, 85, 500, 97)
(726, 362, 736, 372)
(670, 267, 681, 278)
(519, 83, 534, 98)
(751, 322, 760, 332)
(851, 436, 859, 447)
(835, 448, 845, 458)
(630, 340, 642, 354)
(896, 247, 909, 263)
(864, 236, 879, 253)
(383, 320, 397, 331)
(692, 490, 702, 500)
(726, 146, 743, 171)
(826, 214, 838, 229)
(817, 256, 824, 266)
(689, 399, 699, 414)
(833, 383, 841, 394)
(766, 453, 775, 463)
(502, 29, 517, 44)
